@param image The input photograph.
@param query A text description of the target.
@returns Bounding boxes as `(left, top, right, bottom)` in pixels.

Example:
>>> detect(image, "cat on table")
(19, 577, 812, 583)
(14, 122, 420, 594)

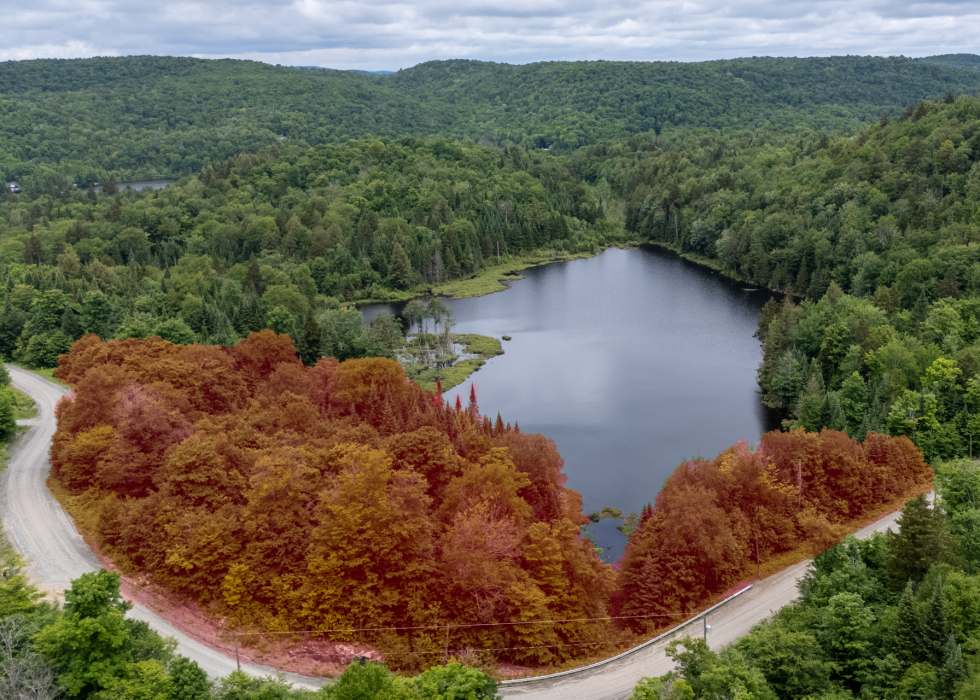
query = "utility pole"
(235, 632, 241, 671)
(703, 617, 712, 641)
(443, 625, 451, 665)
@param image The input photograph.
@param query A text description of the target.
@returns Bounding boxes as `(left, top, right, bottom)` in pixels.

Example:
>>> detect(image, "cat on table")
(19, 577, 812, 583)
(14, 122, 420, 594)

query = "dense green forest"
(4, 54, 980, 190)
(573, 94, 980, 462)
(631, 459, 980, 700)
(0, 137, 622, 369)
(919, 54, 980, 73)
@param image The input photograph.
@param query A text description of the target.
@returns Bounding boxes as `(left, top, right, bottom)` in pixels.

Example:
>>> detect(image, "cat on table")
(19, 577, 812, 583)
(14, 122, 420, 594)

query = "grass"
(406, 333, 504, 392)
(6, 387, 37, 420)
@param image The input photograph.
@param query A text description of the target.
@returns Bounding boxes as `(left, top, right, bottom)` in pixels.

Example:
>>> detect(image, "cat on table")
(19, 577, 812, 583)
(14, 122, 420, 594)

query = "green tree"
(168, 656, 212, 700)
(630, 677, 695, 700)
(266, 306, 298, 338)
(936, 634, 966, 699)
(890, 581, 922, 666)
(388, 242, 413, 290)
(297, 311, 323, 366)
(922, 584, 953, 666)
(738, 621, 830, 699)
(33, 569, 169, 698)
(819, 592, 874, 689)
(0, 391, 15, 443)
(331, 661, 416, 700)
(155, 318, 197, 346)
(888, 495, 954, 589)
(411, 661, 499, 699)
(838, 371, 868, 438)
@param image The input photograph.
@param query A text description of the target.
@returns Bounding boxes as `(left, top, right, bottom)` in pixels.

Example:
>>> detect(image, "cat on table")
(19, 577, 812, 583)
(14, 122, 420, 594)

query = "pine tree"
(61, 308, 84, 341)
(936, 634, 966, 699)
(889, 581, 921, 666)
(887, 495, 948, 589)
(921, 584, 951, 666)
(388, 242, 412, 290)
(297, 311, 322, 366)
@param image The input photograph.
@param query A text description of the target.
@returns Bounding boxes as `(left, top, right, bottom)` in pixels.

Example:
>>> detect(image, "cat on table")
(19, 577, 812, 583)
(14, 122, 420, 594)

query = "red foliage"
(612, 428, 932, 631)
(51, 333, 612, 667)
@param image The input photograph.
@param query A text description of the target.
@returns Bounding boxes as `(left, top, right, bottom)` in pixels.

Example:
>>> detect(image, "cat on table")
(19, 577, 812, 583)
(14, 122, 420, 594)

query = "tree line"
(0, 136, 623, 369)
(0, 553, 501, 699)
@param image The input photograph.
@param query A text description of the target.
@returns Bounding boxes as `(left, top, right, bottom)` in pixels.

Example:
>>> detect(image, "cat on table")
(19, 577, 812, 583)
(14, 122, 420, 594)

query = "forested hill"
(918, 54, 980, 72)
(5, 54, 980, 190)
(384, 56, 980, 145)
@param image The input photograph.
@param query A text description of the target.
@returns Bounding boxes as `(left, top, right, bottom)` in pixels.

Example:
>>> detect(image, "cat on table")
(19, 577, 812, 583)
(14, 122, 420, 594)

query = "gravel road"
(2, 365, 320, 687)
(498, 507, 904, 699)
(2, 364, 911, 697)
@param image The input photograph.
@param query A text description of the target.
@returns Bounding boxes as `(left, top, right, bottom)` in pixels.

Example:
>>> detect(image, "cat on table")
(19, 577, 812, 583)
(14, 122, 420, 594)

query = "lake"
(363, 245, 780, 561)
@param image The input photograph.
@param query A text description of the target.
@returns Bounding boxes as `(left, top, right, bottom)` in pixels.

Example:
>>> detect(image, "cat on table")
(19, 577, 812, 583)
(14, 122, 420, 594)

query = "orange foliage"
(51, 333, 932, 665)
(613, 430, 932, 632)
(51, 332, 612, 666)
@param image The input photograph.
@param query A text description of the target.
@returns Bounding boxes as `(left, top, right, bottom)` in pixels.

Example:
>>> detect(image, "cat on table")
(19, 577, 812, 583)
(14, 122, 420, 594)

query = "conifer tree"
(889, 581, 921, 666)
(936, 634, 966, 699)
(921, 583, 951, 666)
(388, 242, 413, 290)
(888, 495, 949, 588)
(297, 310, 322, 366)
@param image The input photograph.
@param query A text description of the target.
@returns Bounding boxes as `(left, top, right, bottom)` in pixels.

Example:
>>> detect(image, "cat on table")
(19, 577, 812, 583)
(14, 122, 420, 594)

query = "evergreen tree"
(936, 634, 966, 700)
(297, 310, 322, 366)
(889, 581, 921, 667)
(60, 308, 84, 341)
(388, 242, 413, 290)
(888, 495, 949, 589)
(921, 583, 951, 666)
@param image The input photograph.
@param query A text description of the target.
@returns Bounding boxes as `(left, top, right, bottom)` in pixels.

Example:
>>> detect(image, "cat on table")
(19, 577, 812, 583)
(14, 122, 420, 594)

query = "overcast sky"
(3, 0, 979, 71)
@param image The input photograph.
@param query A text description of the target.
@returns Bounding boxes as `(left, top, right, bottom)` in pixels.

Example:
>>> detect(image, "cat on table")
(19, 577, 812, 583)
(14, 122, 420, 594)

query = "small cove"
(363, 245, 780, 561)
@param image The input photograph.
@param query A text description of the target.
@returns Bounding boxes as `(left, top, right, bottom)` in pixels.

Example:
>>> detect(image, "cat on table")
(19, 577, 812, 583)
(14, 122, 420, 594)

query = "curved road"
(3, 365, 909, 698)
(2, 366, 319, 688)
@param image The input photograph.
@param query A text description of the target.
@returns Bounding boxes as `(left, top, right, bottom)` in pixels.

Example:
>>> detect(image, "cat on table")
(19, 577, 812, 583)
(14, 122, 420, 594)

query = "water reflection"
(362, 245, 780, 561)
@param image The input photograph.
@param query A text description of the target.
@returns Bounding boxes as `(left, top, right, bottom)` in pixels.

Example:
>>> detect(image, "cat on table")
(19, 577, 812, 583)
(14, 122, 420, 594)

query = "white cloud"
(2, 0, 980, 70)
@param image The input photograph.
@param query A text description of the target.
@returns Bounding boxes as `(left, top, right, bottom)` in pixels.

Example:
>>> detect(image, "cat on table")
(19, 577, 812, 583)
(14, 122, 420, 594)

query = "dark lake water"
(363, 245, 780, 561)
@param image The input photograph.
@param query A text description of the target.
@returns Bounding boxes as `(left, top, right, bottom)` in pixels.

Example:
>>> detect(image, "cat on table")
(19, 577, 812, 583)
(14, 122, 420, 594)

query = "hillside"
(575, 93, 980, 462)
(4, 55, 980, 190)
(919, 53, 980, 72)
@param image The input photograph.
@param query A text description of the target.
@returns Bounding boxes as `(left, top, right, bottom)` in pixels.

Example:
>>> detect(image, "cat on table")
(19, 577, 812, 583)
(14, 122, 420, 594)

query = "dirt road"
(2, 365, 320, 687)
(2, 364, 909, 696)
(499, 504, 905, 699)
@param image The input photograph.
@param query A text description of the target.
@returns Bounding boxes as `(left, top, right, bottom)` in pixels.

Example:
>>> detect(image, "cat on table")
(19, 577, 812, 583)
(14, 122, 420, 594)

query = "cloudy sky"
(3, 0, 979, 70)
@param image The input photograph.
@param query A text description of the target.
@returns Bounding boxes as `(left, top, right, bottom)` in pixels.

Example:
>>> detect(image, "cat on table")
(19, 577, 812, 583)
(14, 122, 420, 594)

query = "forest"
(4, 54, 980, 190)
(42, 331, 930, 678)
(567, 94, 980, 466)
(630, 457, 980, 700)
(0, 136, 623, 377)
(4, 51, 980, 697)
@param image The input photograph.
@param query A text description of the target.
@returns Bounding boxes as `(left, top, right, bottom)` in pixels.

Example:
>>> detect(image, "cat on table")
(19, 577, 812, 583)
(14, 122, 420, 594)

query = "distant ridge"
(296, 65, 396, 75)
(917, 53, 980, 72)
(5, 54, 980, 187)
